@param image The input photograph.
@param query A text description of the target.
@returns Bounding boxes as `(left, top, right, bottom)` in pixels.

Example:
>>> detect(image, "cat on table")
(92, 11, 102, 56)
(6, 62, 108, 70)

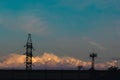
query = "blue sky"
(0, 0, 120, 60)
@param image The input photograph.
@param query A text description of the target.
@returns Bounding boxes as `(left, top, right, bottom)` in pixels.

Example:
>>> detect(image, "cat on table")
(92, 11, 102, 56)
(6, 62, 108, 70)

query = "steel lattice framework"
(25, 34, 33, 70)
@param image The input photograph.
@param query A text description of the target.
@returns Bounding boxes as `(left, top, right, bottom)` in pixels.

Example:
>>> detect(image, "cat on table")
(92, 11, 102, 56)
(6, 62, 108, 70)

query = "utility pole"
(90, 52, 97, 70)
(25, 33, 33, 70)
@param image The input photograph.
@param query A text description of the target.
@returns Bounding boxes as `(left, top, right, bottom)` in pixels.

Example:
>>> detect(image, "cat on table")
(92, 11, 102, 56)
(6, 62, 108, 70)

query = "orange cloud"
(0, 53, 114, 70)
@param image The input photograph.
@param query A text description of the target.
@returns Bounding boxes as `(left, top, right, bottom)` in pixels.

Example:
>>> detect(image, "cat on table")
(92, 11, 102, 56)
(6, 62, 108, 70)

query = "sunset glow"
(0, 53, 115, 70)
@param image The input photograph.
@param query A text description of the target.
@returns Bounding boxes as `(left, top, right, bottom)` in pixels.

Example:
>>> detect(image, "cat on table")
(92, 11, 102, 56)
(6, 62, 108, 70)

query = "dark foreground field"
(0, 70, 119, 80)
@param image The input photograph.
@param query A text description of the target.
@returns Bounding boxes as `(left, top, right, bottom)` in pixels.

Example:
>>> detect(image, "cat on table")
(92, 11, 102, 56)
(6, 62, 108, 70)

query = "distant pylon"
(25, 33, 33, 70)
(90, 52, 97, 70)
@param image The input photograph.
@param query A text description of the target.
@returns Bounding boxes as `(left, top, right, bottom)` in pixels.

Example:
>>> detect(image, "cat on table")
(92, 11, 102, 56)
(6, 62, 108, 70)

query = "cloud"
(0, 53, 91, 69)
(0, 13, 49, 35)
(18, 15, 48, 35)
(82, 37, 107, 50)
(89, 41, 106, 50)
(0, 52, 115, 70)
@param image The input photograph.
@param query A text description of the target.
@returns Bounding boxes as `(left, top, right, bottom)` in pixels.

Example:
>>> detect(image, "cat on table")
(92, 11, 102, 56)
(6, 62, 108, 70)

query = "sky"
(0, 0, 120, 62)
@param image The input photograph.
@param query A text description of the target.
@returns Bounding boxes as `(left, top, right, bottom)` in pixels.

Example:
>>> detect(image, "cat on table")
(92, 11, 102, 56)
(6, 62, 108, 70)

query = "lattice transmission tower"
(25, 33, 33, 70)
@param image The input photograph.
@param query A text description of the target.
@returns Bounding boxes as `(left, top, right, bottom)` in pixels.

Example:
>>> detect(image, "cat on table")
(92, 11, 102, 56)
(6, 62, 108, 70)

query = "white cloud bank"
(0, 53, 115, 70)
